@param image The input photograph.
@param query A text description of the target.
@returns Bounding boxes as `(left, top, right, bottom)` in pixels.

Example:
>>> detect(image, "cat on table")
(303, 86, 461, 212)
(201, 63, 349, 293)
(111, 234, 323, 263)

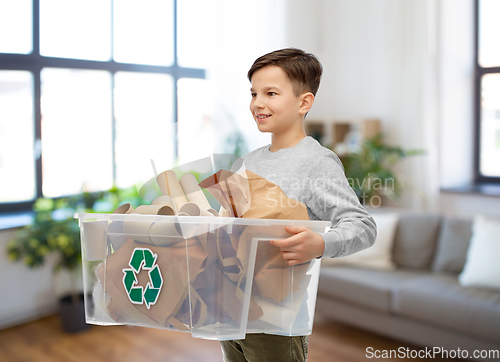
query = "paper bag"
(199, 169, 312, 304)
(199, 169, 309, 220)
(198, 169, 251, 218)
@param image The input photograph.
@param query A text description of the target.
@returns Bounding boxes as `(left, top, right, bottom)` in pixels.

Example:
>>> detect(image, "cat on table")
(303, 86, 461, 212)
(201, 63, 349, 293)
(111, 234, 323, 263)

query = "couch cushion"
(459, 215, 500, 291)
(392, 213, 442, 269)
(392, 273, 500, 344)
(318, 266, 426, 313)
(321, 212, 399, 270)
(431, 217, 472, 274)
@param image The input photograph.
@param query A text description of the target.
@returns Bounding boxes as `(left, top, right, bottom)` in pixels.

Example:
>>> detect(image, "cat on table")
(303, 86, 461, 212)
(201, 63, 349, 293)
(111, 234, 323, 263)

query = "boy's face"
(250, 65, 305, 136)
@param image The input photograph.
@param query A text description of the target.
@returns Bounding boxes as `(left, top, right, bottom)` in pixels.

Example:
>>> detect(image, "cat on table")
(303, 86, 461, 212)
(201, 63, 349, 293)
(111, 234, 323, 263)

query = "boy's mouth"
(256, 114, 271, 121)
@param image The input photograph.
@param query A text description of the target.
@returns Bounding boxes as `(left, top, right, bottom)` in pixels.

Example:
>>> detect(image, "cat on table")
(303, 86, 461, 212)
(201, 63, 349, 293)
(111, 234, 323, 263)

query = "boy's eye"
(251, 92, 256, 98)
(268, 92, 276, 96)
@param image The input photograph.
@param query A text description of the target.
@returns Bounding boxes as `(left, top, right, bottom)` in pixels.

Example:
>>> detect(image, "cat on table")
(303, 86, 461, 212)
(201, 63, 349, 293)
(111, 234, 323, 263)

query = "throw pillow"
(392, 213, 442, 269)
(321, 212, 399, 270)
(431, 217, 473, 274)
(458, 215, 500, 291)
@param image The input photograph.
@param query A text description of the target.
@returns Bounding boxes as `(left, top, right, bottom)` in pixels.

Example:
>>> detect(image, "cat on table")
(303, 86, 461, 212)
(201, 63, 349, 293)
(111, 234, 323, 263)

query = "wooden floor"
(0, 314, 468, 362)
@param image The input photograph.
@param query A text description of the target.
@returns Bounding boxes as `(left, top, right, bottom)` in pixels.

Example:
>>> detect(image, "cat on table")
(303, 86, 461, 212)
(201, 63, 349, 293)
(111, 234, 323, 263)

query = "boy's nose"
(252, 96, 264, 109)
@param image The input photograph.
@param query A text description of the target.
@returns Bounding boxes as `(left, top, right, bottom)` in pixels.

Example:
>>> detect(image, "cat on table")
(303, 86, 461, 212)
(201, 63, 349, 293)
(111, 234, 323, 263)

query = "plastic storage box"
(75, 212, 331, 340)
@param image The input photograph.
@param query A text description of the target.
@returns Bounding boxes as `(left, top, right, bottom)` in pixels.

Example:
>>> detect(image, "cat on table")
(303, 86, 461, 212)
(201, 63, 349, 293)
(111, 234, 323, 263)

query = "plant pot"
(58, 293, 90, 333)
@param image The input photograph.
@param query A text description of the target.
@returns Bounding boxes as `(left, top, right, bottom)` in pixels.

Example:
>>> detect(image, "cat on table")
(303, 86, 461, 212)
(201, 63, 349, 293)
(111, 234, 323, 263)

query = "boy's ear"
(299, 92, 315, 115)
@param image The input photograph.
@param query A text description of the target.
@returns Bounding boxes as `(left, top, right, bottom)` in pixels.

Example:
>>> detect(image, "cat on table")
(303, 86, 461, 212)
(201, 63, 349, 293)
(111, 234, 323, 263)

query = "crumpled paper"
(199, 169, 312, 311)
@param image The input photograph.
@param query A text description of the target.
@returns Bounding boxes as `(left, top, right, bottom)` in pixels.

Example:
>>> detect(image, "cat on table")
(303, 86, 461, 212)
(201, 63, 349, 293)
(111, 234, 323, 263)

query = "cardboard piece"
(96, 237, 207, 329)
(83, 220, 108, 261)
(198, 169, 250, 218)
(148, 221, 184, 246)
(135, 205, 176, 215)
(190, 227, 263, 323)
(178, 202, 217, 217)
(122, 220, 154, 244)
(179, 173, 217, 216)
(114, 172, 218, 218)
(106, 221, 127, 250)
(151, 195, 175, 207)
(96, 225, 263, 330)
(156, 170, 188, 212)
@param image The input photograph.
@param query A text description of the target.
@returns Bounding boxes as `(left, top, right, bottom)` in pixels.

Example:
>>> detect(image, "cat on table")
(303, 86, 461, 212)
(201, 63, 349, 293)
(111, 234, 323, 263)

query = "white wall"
(0, 228, 58, 329)
(439, 0, 475, 188)
(285, 0, 393, 122)
(283, 0, 500, 216)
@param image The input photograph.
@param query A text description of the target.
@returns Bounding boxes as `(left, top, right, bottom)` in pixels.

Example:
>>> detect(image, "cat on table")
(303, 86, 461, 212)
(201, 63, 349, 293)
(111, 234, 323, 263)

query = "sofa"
(316, 209, 500, 361)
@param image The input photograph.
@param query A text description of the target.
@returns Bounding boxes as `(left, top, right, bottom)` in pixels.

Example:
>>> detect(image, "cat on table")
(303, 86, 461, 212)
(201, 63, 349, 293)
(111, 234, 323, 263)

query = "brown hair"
(247, 48, 323, 97)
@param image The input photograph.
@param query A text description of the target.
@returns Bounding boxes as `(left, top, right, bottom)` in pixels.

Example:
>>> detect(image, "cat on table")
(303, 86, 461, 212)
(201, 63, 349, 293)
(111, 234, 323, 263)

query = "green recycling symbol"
(122, 248, 163, 309)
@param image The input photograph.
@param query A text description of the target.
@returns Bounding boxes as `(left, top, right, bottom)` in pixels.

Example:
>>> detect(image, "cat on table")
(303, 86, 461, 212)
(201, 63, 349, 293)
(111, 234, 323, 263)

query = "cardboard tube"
(151, 195, 175, 208)
(149, 221, 184, 246)
(156, 170, 188, 211)
(206, 208, 219, 216)
(179, 173, 212, 210)
(135, 205, 175, 215)
(122, 221, 153, 244)
(83, 220, 108, 261)
(178, 202, 215, 217)
(156, 171, 170, 196)
(107, 221, 126, 250)
(113, 203, 135, 214)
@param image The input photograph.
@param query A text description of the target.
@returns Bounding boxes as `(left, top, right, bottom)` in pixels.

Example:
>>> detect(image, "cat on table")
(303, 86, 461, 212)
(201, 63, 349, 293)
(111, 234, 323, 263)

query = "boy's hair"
(247, 48, 323, 97)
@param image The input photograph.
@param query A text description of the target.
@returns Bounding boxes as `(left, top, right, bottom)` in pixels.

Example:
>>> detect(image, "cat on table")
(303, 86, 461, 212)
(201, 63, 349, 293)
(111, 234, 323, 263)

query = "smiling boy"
(220, 48, 377, 361)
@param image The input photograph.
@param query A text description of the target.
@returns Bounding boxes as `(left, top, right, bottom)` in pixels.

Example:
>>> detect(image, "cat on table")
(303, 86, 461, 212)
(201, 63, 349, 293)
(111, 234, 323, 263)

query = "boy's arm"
(271, 152, 377, 265)
(308, 153, 377, 258)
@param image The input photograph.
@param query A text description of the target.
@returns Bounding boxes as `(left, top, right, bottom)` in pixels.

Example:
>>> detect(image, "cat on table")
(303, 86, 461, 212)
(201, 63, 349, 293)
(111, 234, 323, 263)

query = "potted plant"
(336, 133, 426, 206)
(6, 185, 143, 332)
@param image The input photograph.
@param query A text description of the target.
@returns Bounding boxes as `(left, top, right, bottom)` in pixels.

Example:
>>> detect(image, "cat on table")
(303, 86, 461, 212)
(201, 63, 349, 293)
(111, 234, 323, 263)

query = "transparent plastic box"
(75, 212, 330, 340)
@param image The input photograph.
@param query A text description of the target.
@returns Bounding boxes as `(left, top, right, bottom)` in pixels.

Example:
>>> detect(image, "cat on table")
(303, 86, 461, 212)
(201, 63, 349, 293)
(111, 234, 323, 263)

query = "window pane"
(177, 79, 215, 164)
(0, 0, 32, 54)
(478, 0, 500, 67)
(113, 0, 174, 66)
(0, 71, 35, 203)
(40, 0, 111, 61)
(41, 68, 113, 197)
(114, 72, 174, 188)
(480, 74, 500, 177)
(177, 0, 214, 68)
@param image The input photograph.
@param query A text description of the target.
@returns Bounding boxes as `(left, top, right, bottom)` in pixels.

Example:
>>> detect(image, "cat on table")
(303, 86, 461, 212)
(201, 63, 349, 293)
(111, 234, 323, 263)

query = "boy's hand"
(271, 225, 325, 266)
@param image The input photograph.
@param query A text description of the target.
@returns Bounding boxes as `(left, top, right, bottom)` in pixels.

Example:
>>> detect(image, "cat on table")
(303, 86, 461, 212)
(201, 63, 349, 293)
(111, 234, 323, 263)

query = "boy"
(220, 48, 377, 362)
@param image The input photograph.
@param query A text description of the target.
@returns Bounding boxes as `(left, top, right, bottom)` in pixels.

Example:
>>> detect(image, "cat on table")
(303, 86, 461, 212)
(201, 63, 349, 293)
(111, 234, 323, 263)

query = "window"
(0, 0, 206, 212)
(475, 0, 500, 183)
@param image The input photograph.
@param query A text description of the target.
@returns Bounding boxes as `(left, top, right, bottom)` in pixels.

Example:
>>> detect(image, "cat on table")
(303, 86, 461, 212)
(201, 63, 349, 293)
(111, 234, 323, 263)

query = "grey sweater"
(231, 136, 377, 258)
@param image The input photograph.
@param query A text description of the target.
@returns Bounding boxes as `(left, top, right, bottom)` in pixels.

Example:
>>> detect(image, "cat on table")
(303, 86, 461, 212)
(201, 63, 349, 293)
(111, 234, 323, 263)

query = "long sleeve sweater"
(230, 136, 377, 258)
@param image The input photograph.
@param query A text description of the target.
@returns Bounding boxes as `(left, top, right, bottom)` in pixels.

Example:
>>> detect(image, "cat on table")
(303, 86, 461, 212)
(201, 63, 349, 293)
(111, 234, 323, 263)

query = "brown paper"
(198, 169, 251, 218)
(199, 169, 312, 304)
(191, 254, 263, 323)
(199, 169, 309, 220)
(191, 227, 263, 323)
(96, 237, 207, 329)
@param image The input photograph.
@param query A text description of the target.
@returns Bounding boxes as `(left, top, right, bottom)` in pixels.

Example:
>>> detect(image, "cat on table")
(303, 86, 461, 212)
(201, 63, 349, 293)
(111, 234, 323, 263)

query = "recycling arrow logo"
(122, 248, 163, 309)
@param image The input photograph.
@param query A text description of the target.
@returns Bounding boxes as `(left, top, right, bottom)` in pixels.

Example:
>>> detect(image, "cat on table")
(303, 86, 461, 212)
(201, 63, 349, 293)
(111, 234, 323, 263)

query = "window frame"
(473, 0, 500, 185)
(0, 0, 205, 213)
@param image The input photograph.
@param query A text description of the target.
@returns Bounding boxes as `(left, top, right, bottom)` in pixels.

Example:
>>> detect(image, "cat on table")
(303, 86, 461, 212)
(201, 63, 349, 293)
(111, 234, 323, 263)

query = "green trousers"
(220, 334, 308, 362)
